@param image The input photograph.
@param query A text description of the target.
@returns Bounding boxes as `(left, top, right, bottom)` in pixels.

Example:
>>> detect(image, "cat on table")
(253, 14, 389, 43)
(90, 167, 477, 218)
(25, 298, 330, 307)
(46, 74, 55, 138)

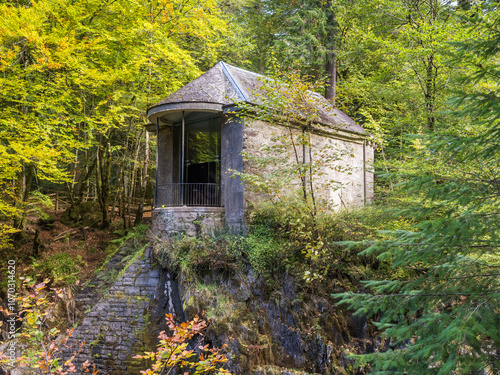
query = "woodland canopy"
(1, 0, 500, 373)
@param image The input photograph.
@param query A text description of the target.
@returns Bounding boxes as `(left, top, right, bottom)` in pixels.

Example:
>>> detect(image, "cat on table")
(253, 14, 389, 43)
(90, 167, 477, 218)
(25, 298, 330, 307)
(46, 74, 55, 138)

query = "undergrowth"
(153, 198, 414, 292)
(28, 253, 87, 286)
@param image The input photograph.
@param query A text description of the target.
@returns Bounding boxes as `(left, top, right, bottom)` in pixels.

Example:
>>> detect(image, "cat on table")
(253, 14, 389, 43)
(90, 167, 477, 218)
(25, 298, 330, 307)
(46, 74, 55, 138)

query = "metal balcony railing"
(156, 183, 222, 207)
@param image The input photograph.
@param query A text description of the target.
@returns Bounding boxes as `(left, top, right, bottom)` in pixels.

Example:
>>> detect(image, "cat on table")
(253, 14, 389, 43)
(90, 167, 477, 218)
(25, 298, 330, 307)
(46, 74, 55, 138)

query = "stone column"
(156, 127, 173, 206)
(221, 116, 245, 234)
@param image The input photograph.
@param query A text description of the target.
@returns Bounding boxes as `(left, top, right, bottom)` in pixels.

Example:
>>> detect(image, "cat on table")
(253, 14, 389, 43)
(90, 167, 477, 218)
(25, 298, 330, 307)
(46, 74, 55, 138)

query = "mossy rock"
(82, 211, 102, 228)
(37, 213, 56, 228)
(61, 201, 102, 227)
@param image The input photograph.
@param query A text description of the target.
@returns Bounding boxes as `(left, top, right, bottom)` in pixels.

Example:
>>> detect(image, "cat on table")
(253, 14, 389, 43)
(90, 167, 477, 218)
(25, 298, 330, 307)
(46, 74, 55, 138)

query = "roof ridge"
(220, 61, 248, 102)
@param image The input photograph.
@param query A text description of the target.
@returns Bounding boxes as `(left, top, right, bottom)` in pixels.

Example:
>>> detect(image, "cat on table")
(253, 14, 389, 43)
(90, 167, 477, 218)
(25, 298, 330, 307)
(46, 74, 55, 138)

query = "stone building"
(147, 62, 373, 235)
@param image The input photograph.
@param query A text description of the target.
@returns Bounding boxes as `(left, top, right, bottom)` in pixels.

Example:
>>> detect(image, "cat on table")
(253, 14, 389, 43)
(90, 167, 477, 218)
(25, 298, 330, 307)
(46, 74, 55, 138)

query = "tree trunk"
(135, 131, 150, 226)
(102, 142, 112, 228)
(12, 164, 27, 238)
(23, 164, 34, 202)
(73, 157, 97, 205)
(96, 137, 112, 229)
(325, 53, 337, 103)
(324, 0, 338, 103)
(110, 163, 124, 220)
(425, 54, 437, 132)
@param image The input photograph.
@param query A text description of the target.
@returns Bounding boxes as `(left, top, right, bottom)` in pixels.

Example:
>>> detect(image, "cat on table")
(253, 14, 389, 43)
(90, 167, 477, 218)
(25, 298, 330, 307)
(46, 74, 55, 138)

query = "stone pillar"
(156, 127, 173, 206)
(221, 116, 245, 233)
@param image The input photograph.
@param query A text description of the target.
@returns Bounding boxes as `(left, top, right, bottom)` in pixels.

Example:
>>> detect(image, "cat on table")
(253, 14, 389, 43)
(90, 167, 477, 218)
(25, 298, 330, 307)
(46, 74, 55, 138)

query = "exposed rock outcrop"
(175, 268, 380, 375)
(2, 237, 382, 375)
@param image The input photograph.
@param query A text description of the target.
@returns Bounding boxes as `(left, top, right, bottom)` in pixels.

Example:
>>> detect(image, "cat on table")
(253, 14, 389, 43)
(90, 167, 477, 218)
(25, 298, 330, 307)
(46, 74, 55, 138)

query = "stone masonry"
(64, 248, 162, 375)
(243, 120, 374, 209)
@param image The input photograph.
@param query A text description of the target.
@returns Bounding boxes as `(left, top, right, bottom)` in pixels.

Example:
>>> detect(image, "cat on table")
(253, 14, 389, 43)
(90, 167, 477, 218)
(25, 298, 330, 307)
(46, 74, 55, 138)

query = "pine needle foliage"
(334, 8, 500, 374)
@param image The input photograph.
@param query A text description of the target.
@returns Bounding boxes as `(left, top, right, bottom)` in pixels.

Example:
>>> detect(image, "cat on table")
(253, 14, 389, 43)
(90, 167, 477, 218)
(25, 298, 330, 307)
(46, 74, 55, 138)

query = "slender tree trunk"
(19, 162, 26, 203)
(96, 142, 102, 222)
(120, 193, 126, 230)
(135, 131, 149, 225)
(74, 157, 97, 205)
(306, 129, 317, 214)
(301, 130, 308, 201)
(324, 0, 338, 103)
(96, 136, 112, 229)
(103, 142, 112, 228)
(111, 163, 124, 220)
(134, 167, 145, 225)
(127, 129, 142, 227)
(287, 125, 307, 201)
(118, 188, 123, 222)
(425, 54, 437, 132)
(123, 159, 131, 229)
(71, 149, 79, 194)
(13, 164, 26, 234)
(23, 164, 34, 202)
(325, 54, 337, 102)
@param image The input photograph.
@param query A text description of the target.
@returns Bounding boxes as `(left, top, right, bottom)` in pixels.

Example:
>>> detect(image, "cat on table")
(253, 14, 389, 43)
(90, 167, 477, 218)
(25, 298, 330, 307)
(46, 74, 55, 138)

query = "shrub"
(134, 314, 231, 375)
(245, 224, 288, 283)
(0, 278, 97, 374)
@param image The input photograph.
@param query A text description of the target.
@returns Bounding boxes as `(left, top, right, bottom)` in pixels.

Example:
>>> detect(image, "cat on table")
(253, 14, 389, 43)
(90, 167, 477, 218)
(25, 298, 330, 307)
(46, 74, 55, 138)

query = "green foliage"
(250, 198, 410, 287)
(0, 0, 232, 239)
(245, 224, 287, 283)
(153, 215, 296, 287)
(337, 0, 463, 132)
(29, 253, 86, 286)
(0, 278, 97, 374)
(155, 195, 407, 292)
(232, 62, 355, 245)
(224, 0, 339, 93)
(229, 0, 476, 177)
(154, 232, 245, 281)
(111, 223, 149, 248)
(26, 192, 55, 221)
(133, 314, 231, 375)
(334, 8, 500, 373)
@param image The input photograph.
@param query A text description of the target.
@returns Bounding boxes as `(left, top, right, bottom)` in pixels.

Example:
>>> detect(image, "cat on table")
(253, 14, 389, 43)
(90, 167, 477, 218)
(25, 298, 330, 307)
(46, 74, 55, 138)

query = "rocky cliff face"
(173, 265, 382, 375)
(8, 238, 381, 375)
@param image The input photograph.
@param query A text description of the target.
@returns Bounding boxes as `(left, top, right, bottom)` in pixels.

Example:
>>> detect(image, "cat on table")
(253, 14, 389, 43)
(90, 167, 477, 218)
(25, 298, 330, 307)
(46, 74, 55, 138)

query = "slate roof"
(154, 62, 365, 134)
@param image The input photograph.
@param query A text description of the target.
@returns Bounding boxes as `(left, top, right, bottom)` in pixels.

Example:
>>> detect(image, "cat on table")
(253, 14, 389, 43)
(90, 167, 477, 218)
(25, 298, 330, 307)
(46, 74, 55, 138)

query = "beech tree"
(0, 0, 230, 241)
(334, 0, 471, 160)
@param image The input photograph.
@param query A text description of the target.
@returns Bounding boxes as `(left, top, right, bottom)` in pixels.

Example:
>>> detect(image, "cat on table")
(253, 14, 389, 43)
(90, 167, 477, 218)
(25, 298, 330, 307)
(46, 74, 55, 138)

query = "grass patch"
(29, 252, 86, 286)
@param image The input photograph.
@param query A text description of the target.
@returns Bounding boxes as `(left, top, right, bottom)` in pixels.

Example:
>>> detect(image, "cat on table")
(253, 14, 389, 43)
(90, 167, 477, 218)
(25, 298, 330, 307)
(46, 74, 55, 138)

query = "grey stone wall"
(156, 127, 174, 206)
(151, 207, 225, 238)
(221, 115, 245, 233)
(364, 141, 375, 203)
(64, 248, 163, 375)
(242, 120, 374, 209)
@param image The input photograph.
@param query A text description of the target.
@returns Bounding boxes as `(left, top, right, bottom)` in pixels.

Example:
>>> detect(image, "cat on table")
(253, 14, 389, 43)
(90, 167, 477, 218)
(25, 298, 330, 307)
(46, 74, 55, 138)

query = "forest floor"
(11, 207, 151, 288)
